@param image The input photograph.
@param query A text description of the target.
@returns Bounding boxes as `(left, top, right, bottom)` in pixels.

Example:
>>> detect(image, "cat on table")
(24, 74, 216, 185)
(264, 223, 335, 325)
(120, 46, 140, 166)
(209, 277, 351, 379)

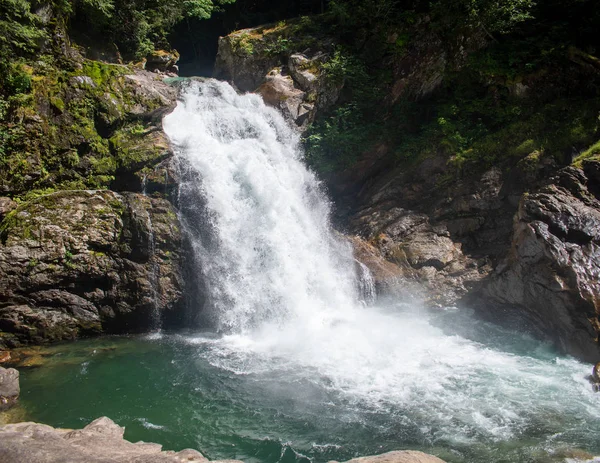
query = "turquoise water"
(17, 307, 600, 463)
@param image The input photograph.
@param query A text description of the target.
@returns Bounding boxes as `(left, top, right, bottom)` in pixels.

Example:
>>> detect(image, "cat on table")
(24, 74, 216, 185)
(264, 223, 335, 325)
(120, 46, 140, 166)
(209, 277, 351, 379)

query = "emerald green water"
(15, 308, 600, 463)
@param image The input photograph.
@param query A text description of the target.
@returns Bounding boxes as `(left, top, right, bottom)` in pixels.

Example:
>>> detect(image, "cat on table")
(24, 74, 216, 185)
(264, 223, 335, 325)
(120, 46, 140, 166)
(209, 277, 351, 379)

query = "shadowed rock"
(0, 190, 184, 348)
(469, 163, 600, 362)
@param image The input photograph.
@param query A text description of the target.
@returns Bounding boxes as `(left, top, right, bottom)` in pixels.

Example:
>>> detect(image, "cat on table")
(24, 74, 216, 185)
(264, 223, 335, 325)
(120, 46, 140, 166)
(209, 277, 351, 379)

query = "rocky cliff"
(0, 190, 183, 348)
(0, 4, 186, 347)
(468, 162, 600, 362)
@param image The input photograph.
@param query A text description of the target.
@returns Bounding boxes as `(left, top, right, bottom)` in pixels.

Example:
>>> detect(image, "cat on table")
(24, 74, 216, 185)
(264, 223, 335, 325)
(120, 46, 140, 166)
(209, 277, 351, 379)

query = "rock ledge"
(0, 417, 445, 463)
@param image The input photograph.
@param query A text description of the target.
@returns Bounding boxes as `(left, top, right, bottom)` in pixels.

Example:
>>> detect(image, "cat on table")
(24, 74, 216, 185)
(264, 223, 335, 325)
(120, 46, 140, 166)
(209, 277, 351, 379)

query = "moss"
(18, 188, 57, 202)
(0, 207, 36, 243)
(573, 140, 600, 167)
(228, 17, 326, 59)
(78, 60, 126, 87)
(109, 123, 167, 172)
(516, 150, 543, 172)
(89, 251, 106, 258)
(230, 32, 255, 55)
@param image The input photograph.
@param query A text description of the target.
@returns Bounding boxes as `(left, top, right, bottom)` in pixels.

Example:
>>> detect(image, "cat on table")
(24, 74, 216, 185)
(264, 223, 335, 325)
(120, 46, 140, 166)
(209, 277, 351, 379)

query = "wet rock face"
(348, 152, 600, 361)
(346, 158, 518, 307)
(0, 190, 184, 348)
(471, 162, 600, 362)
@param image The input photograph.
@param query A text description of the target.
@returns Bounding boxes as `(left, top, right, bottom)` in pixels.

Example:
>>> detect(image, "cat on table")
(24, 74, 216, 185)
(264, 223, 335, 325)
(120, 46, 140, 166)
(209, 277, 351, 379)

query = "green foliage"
(305, 103, 379, 172)
(303, 0, 600, 177)
(264, 36, 291, 56)
(430, 0, 535, 36)
(230, 32, 255, 55)
(327, 0, 404, 29)
(0, 0, 46, 58)
(304, 48, 384, 172)
(573, 139, 600, 167)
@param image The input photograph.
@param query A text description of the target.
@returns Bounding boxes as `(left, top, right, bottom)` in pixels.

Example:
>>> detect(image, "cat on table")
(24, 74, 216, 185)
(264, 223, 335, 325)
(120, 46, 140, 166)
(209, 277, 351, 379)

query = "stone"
(0, 367, 19, 410)
(591, 362, 600, 392)
(214, 28, 280, 93)
(257, 68, 309, 127)
(0, 352, 10, 364)
(0, 190, 184, 348)
(331, 450, 446, 463)
(145, 50, 180, 73)
(214, 25, 342, 129)
(349, 235, 417, 297)
(470, 164, 600, 362)
(0, 417, 244, 462)
(0, 197, 17, 222)
(0, 418, 443, 463)
(288, 53, 319, 92)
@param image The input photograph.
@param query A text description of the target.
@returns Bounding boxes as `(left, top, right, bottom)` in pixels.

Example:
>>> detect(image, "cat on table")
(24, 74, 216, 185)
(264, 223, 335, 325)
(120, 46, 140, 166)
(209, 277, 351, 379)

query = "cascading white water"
(164, 79, 360, 332)
(163, 80, 600, 458)
(357, 261, 376, 305)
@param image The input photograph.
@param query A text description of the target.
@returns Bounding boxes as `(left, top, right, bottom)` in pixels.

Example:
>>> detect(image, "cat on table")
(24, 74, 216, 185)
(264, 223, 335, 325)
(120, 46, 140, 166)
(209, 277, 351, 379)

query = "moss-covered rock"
(214, 18, 342, 128)
(0, 55, 177, 198)
(0, 190, 184, 348)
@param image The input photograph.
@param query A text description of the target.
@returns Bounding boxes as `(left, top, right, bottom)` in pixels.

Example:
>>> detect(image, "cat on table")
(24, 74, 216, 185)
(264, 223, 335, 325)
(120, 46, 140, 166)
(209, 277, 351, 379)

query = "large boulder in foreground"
(469, 162, 600, 362)
(0, 417, 445, 463)
(331, 451, 445, 463)
(0, 417, 224, 462)
(0, 190, 184, 348)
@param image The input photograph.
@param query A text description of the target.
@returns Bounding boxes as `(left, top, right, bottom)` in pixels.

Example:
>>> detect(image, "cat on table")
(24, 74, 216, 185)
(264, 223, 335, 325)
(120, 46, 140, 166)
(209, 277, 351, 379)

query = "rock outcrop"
(0, 417, 234, 463)
(214, 21, 342, 128)
(0, 417, 445, 463)
(0, 190, 183, 348)
(0, 367, 19, 410)
(468, 162, 600, 361)
(0, 27, 186, 347)
(346, 156, 529, 306)
(331, 451, 446, 463)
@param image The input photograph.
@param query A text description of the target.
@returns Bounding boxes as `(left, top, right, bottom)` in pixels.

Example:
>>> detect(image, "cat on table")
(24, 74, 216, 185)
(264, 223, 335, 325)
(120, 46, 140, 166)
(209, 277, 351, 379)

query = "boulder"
(257, 67, 313, 127)
(0, 190, 184, 348)
(349, 235, 416, 297)
(0, 416, 240, 462)
(0, 417, 444, 463)
(0, 367, 19, 410)
(145, 50, 180, 73)
(332, 450, 446, 463)
(470, 164, 600, 361)
(214, 23, 342, 128)
(214, 28, 280, 93)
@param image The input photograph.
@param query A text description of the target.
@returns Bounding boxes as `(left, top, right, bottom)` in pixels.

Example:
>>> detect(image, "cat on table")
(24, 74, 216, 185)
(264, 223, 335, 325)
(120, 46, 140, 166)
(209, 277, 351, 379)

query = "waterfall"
(357, 261, 376, 306)
(145, 206, 161, 331)
(164, 79, 362, 333)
